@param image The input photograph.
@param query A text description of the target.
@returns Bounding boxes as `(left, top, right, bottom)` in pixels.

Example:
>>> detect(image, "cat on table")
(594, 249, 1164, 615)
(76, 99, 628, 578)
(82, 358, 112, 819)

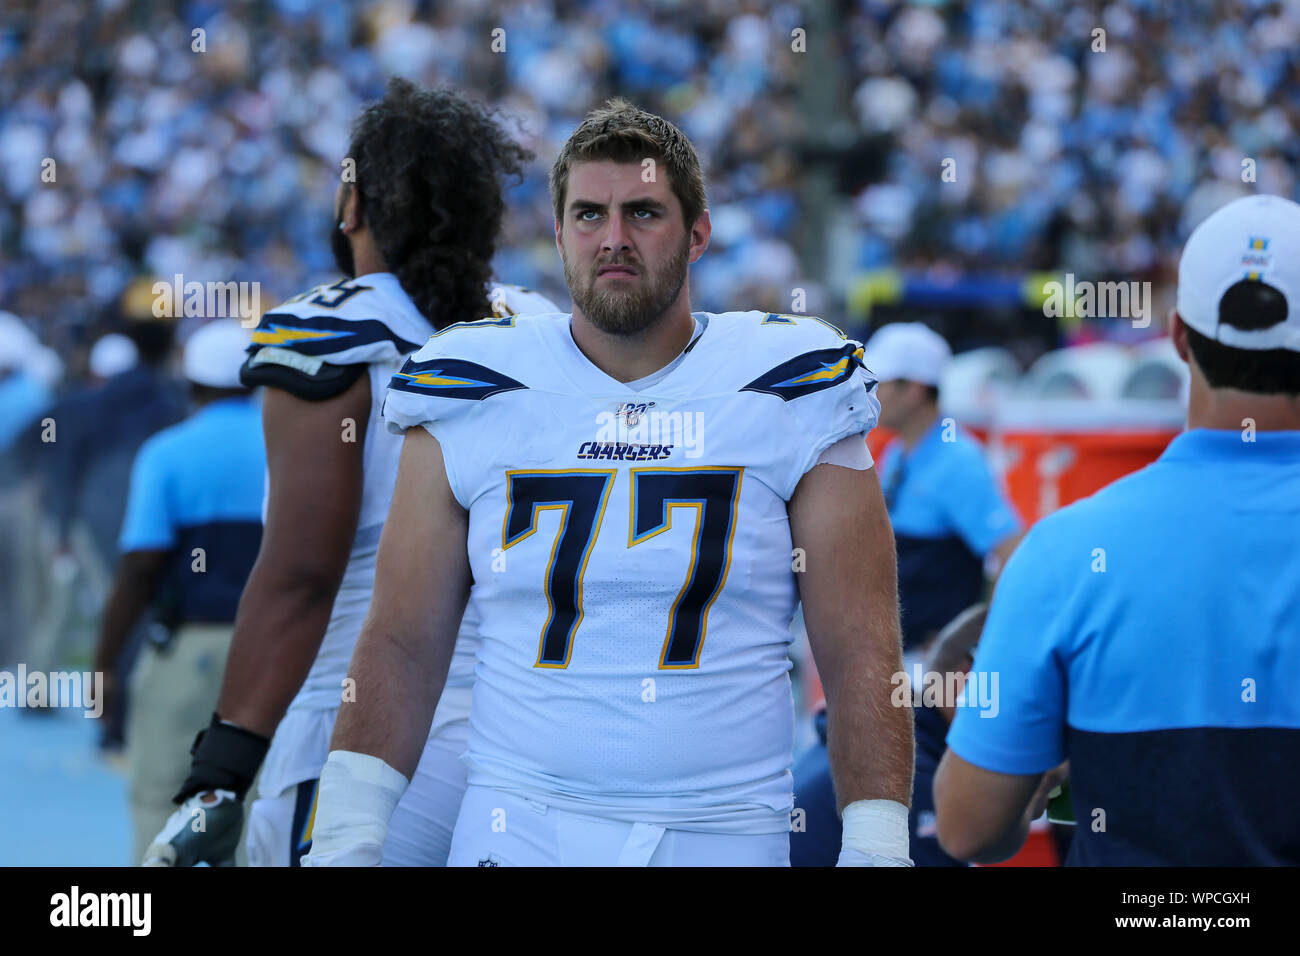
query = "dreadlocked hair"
(347, 79, 531, 329)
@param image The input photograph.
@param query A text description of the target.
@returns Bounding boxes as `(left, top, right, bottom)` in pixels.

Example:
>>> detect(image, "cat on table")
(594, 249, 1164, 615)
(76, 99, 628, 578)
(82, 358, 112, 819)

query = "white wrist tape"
(301, 750, 409, 866)
(841, 799, 911, 860)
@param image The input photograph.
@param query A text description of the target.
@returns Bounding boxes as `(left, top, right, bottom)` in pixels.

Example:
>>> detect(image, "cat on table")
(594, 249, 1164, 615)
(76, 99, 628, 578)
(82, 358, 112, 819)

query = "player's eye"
(577, 210, 601, 222)
(631, 208, 655, 220)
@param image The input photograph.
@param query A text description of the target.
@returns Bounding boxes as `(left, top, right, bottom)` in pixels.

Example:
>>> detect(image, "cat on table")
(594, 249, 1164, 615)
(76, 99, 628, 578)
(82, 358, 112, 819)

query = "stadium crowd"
(2, 0, 1300, 868)
(3, 0, 1300, 358)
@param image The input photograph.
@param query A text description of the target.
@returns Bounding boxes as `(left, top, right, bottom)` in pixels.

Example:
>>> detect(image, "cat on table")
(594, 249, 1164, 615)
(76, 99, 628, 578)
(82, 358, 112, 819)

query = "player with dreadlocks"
(142, 79, 558, 866)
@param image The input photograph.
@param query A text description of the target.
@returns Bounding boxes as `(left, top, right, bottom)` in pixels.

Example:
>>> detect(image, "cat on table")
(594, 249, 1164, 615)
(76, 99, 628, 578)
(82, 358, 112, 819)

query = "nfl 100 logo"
(587, 402, 706, 459)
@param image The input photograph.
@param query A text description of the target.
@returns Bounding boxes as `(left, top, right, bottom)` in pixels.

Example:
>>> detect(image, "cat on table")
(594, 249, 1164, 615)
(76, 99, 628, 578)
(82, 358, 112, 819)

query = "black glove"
(141, 714, 272, 867)
(172, 712, 271, 803)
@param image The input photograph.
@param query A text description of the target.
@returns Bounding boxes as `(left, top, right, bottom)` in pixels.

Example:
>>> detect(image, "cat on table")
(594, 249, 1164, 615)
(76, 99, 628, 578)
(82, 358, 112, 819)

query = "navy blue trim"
(741, 343, 866, 401)
(389, 356, 527, 401)
(289, 779, 319, 867)
(248, 312, 421, 357)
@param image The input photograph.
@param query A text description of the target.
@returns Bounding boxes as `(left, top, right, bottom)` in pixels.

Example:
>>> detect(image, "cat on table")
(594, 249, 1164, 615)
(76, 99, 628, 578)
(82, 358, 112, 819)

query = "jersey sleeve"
(118, 435, 176, 553)
(241, 279, 425, 400)
(382, 327, 529, 508)
(943, 522, 1069, 774)
(739, 316, 881, 499)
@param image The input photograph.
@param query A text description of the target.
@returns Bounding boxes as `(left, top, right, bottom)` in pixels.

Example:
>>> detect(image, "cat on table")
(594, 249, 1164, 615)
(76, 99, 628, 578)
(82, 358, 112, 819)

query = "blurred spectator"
(92, 320, 264, 862)
(0, 311, 60, 666)
(7, 1, 1291, 342)
(24, 316, 185, 742)
(791, 604, 989, 868)
(87, 332, 138, 381)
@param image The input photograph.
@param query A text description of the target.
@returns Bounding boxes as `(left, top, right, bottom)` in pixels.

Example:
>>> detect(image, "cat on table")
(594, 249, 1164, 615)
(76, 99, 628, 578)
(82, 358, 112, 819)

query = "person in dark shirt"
(793, 605, 999, 867)
(92, 321, 265, 862)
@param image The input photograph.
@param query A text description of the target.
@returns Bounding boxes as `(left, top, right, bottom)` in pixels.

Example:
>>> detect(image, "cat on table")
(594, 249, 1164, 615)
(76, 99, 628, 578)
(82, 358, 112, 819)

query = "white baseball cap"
(860, 321, 952, 386)
(88, 333, 138, 379)
(1177, 194, 1300, 352)
(183, 320, 251, 388)
(0, 312, 38, 372)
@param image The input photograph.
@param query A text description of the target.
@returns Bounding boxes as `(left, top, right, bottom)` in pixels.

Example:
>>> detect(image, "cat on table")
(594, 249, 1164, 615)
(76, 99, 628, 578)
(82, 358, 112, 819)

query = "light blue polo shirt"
(946, 428, 1300, 865)
(119, 397, 266, 625)
(877, 418, 1022, 647)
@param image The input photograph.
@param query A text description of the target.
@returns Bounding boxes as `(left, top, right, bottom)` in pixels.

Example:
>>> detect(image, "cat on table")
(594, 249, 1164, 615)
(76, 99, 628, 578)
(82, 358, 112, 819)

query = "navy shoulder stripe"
(248, 312, 421, 357)
(389, 356, 527, 400)
(741, 343, 873, 401)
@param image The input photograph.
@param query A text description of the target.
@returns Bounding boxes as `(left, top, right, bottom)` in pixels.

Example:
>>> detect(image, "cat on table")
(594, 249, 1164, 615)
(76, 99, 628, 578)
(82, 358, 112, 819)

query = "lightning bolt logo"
(774, 356, 852, 388)
(391, 368, 494, 390)
(252, 324, 354, 346)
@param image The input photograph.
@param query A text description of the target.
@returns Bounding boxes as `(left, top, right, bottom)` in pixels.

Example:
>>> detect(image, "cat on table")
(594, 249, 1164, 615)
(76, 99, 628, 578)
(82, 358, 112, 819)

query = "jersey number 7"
(502, 468, 743, 670)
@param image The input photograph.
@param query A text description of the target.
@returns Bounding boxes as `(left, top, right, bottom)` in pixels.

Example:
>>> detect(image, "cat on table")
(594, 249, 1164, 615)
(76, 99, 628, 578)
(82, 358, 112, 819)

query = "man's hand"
(141, 713, 271, 866)
(1027, 761, 1070, 820)
(141, 790, 244, 867)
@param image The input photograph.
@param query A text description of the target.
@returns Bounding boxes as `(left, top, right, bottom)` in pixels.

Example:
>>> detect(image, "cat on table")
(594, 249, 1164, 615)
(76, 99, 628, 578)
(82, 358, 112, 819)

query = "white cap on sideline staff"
(1177, 194, 1300, 353)
(183, 320, 251, 388)
(860, 321, 952, 386)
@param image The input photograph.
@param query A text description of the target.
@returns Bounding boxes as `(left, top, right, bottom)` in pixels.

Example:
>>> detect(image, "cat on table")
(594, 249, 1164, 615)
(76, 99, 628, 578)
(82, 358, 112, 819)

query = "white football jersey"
(384, 309, 880, 832)
(246, 273, 560, 713)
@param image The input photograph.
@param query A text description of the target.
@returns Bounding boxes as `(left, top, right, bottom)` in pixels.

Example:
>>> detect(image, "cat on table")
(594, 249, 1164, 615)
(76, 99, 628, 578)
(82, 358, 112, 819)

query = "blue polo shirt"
(946, 428, 1300, 865)
(877, 418, 1022, 648)
(119, 397, 266, 627)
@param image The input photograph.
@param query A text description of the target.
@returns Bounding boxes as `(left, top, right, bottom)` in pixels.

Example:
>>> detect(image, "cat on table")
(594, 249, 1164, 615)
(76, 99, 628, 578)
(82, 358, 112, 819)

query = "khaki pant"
(127, 623, 233, 864)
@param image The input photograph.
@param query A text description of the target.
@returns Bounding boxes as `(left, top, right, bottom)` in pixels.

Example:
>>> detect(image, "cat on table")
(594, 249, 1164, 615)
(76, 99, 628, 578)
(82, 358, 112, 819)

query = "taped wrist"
(302, 750, 409, 866)
(841, 799, 911, 861)
(172, 713, 271, 803)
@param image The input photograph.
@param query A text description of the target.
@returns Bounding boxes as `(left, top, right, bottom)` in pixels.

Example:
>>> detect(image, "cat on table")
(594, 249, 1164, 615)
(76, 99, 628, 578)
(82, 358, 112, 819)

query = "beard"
(330, 196, 355, 278)
(564, 237, 690, 336)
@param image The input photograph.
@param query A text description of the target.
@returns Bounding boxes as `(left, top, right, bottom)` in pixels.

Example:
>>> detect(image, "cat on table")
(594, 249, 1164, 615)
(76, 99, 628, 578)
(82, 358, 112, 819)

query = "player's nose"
(600, 216, 631, 254)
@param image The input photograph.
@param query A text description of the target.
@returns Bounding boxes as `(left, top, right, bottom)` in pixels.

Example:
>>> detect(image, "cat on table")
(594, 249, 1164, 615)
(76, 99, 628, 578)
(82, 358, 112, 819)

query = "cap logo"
(1241, 236, 1272, 280)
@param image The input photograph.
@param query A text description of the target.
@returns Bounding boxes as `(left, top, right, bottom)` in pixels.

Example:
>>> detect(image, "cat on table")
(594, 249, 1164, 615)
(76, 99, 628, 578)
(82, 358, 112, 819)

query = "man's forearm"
(94, 556, 163, 671)
(823, 644, 914, 811)
(330, 617, 451, 779)
(214, 571, 341, 737)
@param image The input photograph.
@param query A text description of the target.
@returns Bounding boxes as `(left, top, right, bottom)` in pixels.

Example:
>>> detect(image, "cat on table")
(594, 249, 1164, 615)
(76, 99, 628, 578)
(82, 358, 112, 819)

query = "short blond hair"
(549, 98, 707, 230)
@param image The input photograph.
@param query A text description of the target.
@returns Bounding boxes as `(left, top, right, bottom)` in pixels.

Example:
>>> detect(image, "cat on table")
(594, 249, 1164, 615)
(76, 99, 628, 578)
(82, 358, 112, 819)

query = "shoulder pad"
(248, 277, 429, 366)
(741, 340, 869, 402)
(706, 311, 870, 399)
(389, 355, 527, 402)
(240, 347, 366, 401)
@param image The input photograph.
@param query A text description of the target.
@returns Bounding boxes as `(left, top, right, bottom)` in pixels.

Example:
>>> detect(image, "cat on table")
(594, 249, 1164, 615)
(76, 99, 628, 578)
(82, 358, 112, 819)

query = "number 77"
(502, 467, 743, 669)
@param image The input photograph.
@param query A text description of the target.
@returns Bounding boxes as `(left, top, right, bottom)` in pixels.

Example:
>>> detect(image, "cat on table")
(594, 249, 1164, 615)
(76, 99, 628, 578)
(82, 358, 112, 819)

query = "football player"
(305, 99, 913, 866)
(142, 79, 558, 866)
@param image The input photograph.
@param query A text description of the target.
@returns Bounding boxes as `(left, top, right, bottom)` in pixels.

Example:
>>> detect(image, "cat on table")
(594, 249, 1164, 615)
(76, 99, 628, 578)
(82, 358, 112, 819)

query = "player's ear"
(1170, 309, 1190, 364)
(554, 217, 563, 251)
(341, 184, 364, 233)
(687, 208, 711, 263)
